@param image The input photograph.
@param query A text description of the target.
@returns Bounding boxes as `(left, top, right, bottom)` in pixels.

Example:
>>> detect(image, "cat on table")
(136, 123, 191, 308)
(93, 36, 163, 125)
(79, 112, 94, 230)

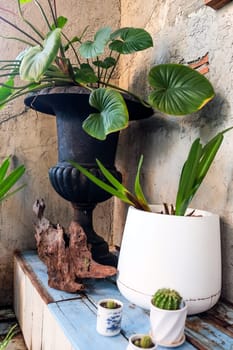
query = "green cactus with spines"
(152, 288, 182, 310)
(133, 335, 154, 348)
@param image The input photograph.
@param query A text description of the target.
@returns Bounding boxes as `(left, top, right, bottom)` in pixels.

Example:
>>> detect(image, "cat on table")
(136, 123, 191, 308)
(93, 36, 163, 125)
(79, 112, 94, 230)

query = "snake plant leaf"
(74, 64, 98, 84)
(82, 88, 129, 140)
(51, 16, 68, 30)
(79, 27, 112, 59)
(109, 28, 153, 54)
(19, 28, 61, 82)
(134, 155, 150, 211)
(69, 160, 133, 205)
(148, 64, 215, 115)
(0, 77, 14, 109)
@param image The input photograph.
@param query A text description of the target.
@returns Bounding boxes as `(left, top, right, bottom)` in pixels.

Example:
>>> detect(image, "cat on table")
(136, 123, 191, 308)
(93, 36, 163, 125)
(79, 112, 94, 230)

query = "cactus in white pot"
(150, 288, 187, 347)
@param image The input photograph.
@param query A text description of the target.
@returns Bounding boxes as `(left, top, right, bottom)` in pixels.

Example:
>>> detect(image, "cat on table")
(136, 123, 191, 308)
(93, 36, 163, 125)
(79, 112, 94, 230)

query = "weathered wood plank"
(48, 299, 128, 350)
(186, 316, 233, 350)
(14, 251, 82, 303)
(31, 287, 45, 350)
(42, 306, 73, 350)
(14, 251, 233, 350)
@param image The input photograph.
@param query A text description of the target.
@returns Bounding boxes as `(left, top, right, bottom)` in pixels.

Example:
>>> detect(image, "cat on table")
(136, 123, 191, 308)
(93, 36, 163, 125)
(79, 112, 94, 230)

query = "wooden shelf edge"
(14, 250, 54, 305)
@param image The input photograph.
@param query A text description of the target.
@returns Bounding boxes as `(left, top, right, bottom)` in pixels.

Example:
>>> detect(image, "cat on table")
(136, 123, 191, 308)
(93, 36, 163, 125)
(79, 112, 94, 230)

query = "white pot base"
(157, 334, 185, 348)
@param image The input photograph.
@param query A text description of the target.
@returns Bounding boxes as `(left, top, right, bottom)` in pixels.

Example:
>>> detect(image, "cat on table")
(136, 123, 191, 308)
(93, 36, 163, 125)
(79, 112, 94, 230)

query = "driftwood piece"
(33, 199, 117, 292)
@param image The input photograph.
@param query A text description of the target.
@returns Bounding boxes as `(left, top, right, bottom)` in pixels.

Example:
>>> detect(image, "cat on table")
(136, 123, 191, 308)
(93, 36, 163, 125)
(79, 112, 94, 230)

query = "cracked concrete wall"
(0, 0, 120, 306)
(113, 1, 233, 303)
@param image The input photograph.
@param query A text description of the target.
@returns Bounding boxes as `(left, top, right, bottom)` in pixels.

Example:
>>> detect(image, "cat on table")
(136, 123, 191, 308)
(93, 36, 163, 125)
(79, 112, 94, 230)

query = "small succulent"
(152, 288, 182, 310)
(133, 335, 155, 348)
(106, 300, 118, 309)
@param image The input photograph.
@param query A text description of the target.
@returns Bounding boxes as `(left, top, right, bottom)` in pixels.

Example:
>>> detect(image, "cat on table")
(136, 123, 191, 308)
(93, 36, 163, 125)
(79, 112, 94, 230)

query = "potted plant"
(150, 288, 187, 347)
(0, 156, 25, 202)
(127, 334, 157, 350)
(71, 126, 233, 314)
(0, 1, 214, 267)
(96, 298, 123, 336)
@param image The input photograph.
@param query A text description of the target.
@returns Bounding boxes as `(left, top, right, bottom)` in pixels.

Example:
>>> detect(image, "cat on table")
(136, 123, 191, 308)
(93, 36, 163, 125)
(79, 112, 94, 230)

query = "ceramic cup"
(96, 298, 123, 336)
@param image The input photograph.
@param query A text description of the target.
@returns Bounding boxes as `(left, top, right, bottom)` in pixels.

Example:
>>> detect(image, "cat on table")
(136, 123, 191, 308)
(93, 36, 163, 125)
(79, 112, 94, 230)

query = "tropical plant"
(70, 126, 233, 215)
(0, 324, 17, 350)
(151, 288, 182, 310)
(0, 0, 214, 140)
(0, 156, 25, 202)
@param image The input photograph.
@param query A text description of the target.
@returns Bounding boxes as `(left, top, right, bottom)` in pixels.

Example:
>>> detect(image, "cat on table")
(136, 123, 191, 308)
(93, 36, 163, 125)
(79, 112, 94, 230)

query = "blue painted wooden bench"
(13, 251, 233, 350)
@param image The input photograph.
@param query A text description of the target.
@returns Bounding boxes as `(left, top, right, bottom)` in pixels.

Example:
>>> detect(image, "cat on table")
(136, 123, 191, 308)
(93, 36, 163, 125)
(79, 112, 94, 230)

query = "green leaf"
(74, 64, 98, 84)
(0, 160, 25, 202)
(82, 88, 129, 140)
(175, 138, 202, 215)
(134, 155, 150, 210)
(79, 27, 112, 59)
(0, 157, 10, 183)
(0, 324, 17, 350)
(109, 28, 153, 54)
(69, 160, 133, 205)
(93, 57, 116, 69)
(148, 64, 215, 115)
(19, 0, 32, 4)
(0, 77, 14, 108)
(64, 36, 80, 51)
(19, 28, 61, 82)
(51, 16, 68, 30)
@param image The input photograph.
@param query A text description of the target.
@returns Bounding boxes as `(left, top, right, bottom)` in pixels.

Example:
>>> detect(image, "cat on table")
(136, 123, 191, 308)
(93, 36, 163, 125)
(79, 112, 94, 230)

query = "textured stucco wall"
(0, 0, 120, 306)
(1, 0, 233, 307)
(113, 0, 233, 303)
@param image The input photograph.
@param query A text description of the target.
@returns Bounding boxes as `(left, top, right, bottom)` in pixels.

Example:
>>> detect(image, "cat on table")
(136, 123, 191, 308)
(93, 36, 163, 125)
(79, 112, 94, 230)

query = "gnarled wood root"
(33, 199, 117, 292)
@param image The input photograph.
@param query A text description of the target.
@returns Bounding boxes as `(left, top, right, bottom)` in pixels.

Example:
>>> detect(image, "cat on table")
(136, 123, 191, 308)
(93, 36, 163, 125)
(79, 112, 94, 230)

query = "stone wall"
(114, 0, 233, 303)
(0, 0, 120, 306)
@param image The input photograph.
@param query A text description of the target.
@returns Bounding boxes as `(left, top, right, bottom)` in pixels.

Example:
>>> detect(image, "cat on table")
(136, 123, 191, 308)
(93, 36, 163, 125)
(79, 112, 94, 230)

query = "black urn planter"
(25, 86, 153, 266)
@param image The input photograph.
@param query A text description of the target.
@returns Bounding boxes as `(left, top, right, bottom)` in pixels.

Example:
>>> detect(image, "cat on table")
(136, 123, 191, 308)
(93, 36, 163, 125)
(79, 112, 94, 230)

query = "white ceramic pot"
(150, 302, 187, 347)
(127, 334, 157, 350)
(96, 298, 123, 336)
(117, 205, 221, 315)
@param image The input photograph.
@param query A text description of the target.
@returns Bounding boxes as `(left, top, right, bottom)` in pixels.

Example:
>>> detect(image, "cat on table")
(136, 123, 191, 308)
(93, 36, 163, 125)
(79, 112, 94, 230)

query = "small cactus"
(133, 335, 154, 348)
(105, 300, 118, 309)
(152, 288, 182, 310)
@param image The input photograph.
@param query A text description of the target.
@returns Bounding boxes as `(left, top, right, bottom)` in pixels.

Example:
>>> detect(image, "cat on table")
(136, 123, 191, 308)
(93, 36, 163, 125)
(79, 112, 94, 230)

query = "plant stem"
(17, 0, 44, 41)
(0, 15, 41, 46)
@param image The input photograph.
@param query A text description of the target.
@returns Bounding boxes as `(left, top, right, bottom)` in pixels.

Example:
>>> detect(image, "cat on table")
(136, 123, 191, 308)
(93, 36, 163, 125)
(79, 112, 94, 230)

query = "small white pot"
(150, 301, 187, 347)
(117, 205, 221, 314)
(96, 298, 123, 336)
(127, 334, 157, 350)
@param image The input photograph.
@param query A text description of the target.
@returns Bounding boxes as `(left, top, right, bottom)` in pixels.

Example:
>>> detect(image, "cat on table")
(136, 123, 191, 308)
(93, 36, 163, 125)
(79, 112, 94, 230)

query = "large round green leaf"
(79, 27, 112, 59)
(148, 64, 215, 115)
(82, 88, 129, 140)
(19, 28, 61, 82)
(109, 28, 153, 54)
